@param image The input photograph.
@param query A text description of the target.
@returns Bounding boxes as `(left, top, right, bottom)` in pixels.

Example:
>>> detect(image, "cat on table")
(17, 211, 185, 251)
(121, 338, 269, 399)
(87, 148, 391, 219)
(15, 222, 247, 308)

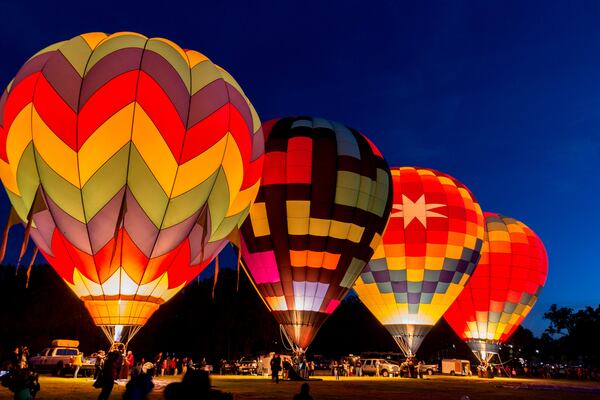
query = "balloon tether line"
(279, 324, 305, 355)
(212, 255, 219, 300)
(25, 247, 38, 288)
(0, 207, 17, 264)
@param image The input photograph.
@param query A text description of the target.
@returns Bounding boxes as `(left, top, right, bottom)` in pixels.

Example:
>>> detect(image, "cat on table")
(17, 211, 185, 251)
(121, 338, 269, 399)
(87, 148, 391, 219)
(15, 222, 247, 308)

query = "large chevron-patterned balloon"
(0, 32, 264, 342)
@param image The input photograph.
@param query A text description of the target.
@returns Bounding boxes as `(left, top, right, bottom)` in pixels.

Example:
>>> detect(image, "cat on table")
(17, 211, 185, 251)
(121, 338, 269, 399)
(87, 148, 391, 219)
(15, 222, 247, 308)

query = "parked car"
(218, 360, 237, 375)
(361, 358, 400, 377)
(235, 357, 258, 375)
(422, 362, 439, 375)
(29, 340, 95, 377)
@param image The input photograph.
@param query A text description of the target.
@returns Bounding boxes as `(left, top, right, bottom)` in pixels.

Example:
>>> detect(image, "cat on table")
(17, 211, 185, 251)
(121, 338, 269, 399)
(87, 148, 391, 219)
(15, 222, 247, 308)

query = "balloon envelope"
(240, 116, 392, 351)
(353, 167, 485, 356)
(0, 32, 264, 343)
(444, 212, 548, 362)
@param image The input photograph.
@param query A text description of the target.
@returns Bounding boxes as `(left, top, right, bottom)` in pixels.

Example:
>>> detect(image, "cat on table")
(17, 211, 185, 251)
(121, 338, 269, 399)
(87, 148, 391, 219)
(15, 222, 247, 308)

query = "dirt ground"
(1, 374, 599, 400)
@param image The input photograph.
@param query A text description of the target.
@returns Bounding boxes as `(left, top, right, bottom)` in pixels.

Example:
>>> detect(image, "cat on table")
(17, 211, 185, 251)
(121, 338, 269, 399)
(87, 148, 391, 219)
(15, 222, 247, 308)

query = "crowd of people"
(4, 342, 600, 399)
(0, 346, 40, 399)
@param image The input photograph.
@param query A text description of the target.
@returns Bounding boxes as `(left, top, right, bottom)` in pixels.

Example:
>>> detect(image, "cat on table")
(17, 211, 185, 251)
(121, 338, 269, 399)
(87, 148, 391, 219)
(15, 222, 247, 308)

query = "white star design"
(392, 194, 447, 228)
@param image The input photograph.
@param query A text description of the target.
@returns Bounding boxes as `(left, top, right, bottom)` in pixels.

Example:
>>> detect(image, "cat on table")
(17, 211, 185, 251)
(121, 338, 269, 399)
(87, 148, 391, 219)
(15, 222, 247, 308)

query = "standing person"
(270, 354, 281, 383)
(127, 351, 134, 376)
(154, 353, 163, 377)
(282, 357, 291, 380)
(309, 361, 315, 377)
(72, 351, 83, 379)
(355, 359, 362, 377)
(169, 358, 177, 375)
(182, 358, 189, 376)
(299, 359, 307, 379)
(123, 362, 154, 400)
(408, 358, 415, 379)
(417, 361, 424, 379)
(332, 361, 339, 380)
(12, 347, 20, 369)
(97, 350, 121, 400)
(187, 358, 195, 372)
(120, 351, 133, 380)
(375, 360, 380, 377)
(19, 347, 29, 369)
(130, 361, 143, 379)
(120, 351, 131, 380)
(161, 358, 168, 377)
(94, 351, 106, 380)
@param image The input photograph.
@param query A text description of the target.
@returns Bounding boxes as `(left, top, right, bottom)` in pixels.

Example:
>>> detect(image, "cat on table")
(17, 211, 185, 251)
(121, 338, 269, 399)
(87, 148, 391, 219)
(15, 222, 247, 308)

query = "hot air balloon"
(239, 117, 392, 353)
(0, 32, 264, 345)
(444, 213, 548, 363)
(353, 167, 485, 357)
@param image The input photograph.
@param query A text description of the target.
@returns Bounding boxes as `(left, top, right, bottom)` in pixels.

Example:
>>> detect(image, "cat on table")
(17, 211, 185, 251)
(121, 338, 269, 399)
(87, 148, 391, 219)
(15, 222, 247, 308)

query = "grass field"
(1, 374, 599, 400)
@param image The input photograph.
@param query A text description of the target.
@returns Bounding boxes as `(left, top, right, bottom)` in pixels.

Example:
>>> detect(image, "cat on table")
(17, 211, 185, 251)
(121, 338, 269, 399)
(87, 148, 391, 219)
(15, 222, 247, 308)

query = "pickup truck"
(422, 363, 439, 375)
(29, 340, 95, 377)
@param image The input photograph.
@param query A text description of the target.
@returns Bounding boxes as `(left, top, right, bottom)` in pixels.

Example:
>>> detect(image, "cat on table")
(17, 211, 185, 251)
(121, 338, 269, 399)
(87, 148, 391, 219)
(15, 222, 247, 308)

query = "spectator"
(164, 369, 232, 400)
(332, 361, 339, 380)
(154, 353, 163, 377)
(354, 359, 362, 377)
(123, 363, 154, 400)
(94, 350, 106, 380)
(72, 351, 83, 379)
(169, 358, 177, 376)
(417, 361, 424, 379)
(120, 350, 134, 380)
(293, 383, 314, 400)
(187, 358, 196, 372)
(270, 354, 282, 384)
(299, 359, 307, 379)
(182, 358, 189, 376)
(19, 347, 29, 370)
(161, 358, 168, 377)
(96, 350, 122, 400)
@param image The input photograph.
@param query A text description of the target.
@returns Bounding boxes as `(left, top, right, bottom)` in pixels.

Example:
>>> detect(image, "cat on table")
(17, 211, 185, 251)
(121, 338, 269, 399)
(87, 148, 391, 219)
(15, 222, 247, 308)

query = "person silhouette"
(164, 369, 232, 400)
(96, 350, 122, 400)
(293, 383, 314, 400)
(123, 367, 154, 400)
(270, 354, 282, 383)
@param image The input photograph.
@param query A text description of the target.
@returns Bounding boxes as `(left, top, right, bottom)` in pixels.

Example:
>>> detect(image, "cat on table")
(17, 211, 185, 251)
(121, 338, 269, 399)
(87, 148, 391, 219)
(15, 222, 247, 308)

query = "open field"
(1, 374, 600, 400)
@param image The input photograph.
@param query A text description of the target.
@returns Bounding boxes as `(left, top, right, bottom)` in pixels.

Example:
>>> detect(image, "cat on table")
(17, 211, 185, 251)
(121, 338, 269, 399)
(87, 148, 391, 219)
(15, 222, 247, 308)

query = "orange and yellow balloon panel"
(354, 167, 485, 357)
(444, 213, 548, 362)
(0, 32, 264, 344)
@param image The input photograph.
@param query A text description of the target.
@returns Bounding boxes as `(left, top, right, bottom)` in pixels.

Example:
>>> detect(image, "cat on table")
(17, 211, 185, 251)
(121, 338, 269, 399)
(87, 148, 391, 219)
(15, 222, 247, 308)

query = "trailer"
(441, 359, 471, 376)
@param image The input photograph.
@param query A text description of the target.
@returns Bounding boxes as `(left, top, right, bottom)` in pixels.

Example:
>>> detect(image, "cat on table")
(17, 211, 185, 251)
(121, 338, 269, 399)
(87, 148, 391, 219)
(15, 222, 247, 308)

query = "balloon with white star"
(354, 166, 485, 357)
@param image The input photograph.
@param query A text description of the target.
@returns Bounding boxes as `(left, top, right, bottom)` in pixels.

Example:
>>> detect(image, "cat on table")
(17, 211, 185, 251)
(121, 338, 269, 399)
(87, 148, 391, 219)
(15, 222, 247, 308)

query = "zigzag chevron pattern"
(0, 32, 264, 327)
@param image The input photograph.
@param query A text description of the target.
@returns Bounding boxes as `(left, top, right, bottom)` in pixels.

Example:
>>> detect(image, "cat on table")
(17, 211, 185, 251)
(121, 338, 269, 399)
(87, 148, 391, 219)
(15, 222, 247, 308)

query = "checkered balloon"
(240, 117, 393, 351)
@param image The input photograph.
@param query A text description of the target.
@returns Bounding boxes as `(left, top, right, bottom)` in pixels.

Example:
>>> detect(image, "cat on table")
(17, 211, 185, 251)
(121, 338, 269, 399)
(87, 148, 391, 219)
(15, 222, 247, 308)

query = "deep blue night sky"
(0, 1, 599, 335)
